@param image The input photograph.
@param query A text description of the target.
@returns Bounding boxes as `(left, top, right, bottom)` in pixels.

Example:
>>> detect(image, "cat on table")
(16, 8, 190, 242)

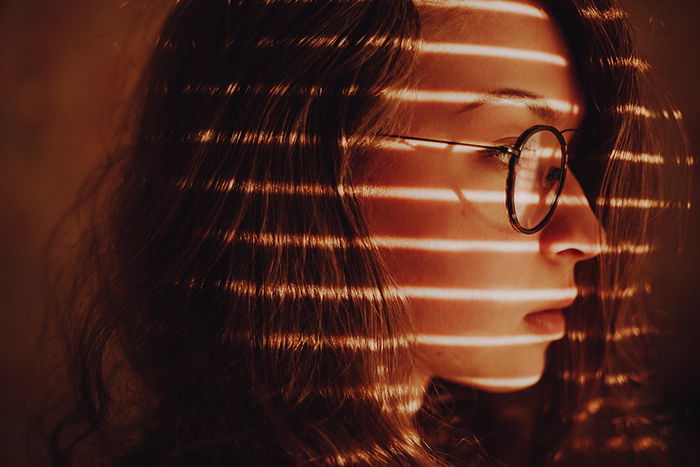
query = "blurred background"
(0, 0, 698, 465)
(624, 0, 700, 461)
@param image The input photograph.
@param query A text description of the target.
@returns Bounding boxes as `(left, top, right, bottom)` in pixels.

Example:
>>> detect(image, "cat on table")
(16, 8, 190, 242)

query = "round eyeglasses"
(379, 125, 574, 235)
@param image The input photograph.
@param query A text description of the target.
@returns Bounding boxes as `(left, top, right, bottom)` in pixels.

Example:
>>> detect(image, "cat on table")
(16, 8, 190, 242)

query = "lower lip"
(523, 309, 566, 336)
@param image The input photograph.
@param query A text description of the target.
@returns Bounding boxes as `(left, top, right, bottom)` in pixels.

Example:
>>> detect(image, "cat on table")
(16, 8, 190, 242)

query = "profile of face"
(355, 1, 603, 392)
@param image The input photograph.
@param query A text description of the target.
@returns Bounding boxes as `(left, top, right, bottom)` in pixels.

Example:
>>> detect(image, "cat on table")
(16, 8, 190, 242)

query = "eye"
(479, 145, 513, 168)
(544, 166, 563, 185)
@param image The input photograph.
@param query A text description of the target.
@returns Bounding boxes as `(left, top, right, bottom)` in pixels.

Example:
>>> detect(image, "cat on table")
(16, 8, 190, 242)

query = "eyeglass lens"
(511, 128, 565, 231)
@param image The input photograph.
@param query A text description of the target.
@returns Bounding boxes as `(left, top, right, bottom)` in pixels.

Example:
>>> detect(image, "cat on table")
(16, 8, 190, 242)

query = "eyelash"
(479, 146, 513, 168)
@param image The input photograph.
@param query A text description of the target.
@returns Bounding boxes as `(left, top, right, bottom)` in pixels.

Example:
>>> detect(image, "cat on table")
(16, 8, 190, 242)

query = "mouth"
(523, 298, 576, 337)
(523, 309, 566, 336)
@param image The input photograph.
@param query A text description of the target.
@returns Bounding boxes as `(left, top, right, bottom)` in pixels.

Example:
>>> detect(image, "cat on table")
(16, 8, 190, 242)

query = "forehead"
(413, 1, 584, 127)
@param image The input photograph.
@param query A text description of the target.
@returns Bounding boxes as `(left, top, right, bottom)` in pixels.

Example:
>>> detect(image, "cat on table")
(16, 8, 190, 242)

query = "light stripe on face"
(416, 41, 568, 65)
(215, 231, 647, 255)
(174, 178, 672, 210)
(413, 0, 547, 18)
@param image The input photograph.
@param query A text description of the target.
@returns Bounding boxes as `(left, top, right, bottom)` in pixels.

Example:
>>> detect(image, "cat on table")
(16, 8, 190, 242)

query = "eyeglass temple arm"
(377, 133, 509, 151)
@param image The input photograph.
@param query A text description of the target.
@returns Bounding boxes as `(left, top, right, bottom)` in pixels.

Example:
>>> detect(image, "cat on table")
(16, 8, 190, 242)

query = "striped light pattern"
(415, 333, 563, 347)
(180, 278, 584, 304)
(662, 109, 684, 119)
(392, 286, 579, 302)
(606, 56, 651, 72)
(319, 382, 419, 401)
(254, 35, 568, 66)
(175, 178, 669, 211)
(391, 399, 423, 415)
(171, 0, 548, 22)
(615, 104, 655, 118)
(413, 0, 547, 18)
(459, 375, 542, 388)
(175, 178, 337, 196)
(190, 129, 317, 145)
(376, 138, 490, 152)
(180, 82, 360, 97)
(416, 41, 567, 65)
(318, 384, 423, 416)
(568, 325, 657, 343)
(611, 150, 664, 165)
(561, 371, 630, 386)
(580, 7, 628, 21)
(241, 330, 411, 352)
(226, 278, 576, 302)
(183, 276, 640, 309)
(231, 231, 546, 253)
(607, 435, 664, 451)
(355, 186, 662, 211)
(154, 3, 666, 460)
(572, 397, 604, 421)
(573, 435, 667, 453)
(380, 135, 665, 169)
(614, 104, 683, 119)
(219, 231, 647, 256)
(598, 286, 643, 300)
(600, 243, 652, 255)
(329, 431, 423, 466)
(602, 198, 666, 209)
(382, 137, 560, 161)
(381, 88, 578, 113)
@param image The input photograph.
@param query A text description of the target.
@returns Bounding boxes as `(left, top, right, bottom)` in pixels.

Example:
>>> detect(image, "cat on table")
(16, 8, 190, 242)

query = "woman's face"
(356, 2, 602, 392)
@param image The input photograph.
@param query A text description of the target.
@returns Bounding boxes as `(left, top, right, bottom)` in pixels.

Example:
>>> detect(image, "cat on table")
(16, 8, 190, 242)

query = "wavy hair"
(41, 0, 690, 466)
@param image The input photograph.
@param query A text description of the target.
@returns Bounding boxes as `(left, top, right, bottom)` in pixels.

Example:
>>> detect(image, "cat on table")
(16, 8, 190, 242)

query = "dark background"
(0, 1, 698, 465)
(623, 0, 700, 434)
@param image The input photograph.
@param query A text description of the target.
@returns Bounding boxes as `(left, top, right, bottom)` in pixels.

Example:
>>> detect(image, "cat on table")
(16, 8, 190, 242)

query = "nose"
(539, 172, 604, 262)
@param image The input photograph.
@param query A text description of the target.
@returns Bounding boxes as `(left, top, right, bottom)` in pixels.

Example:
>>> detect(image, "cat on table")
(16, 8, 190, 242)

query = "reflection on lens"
(512, 128, 564, 230)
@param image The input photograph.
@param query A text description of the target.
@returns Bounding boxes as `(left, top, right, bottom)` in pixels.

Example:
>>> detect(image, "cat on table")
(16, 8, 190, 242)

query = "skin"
(355, 1, 603, 392)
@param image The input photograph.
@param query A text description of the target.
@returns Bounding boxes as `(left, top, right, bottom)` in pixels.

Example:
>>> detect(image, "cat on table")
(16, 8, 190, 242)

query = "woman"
(45, 0, 690, 465)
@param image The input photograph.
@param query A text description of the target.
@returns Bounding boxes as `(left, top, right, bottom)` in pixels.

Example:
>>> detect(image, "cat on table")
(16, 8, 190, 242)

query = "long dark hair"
(532, 1, 691, 465)
(41, 0, 690, 465)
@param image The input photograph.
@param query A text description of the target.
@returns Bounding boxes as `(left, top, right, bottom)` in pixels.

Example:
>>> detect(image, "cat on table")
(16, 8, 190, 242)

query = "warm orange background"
(0, 2, 166, 464)
(0, 1, 698, 465)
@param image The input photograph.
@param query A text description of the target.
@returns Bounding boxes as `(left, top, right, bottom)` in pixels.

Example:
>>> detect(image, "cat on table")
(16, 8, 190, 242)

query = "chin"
(450, 355, 547, 392)
(421, 341, 551, 393)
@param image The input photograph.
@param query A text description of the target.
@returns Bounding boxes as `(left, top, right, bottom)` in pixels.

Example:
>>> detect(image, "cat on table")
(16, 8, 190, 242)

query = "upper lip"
(526, 296, 577, 316)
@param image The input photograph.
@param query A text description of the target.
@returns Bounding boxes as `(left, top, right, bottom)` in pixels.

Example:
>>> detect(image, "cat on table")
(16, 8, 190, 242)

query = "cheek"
(354, 148, 555, 390)
(363, 204, 551, 387)
(356, 151, 536, 332)
(354, 144, 512, 237)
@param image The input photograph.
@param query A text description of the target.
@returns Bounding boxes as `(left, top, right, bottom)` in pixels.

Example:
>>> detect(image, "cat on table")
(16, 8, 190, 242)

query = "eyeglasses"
(379, 125, 576, 235)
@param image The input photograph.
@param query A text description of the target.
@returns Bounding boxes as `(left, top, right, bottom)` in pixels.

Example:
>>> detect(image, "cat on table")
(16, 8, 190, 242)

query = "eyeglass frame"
(378, 124, 577, 235)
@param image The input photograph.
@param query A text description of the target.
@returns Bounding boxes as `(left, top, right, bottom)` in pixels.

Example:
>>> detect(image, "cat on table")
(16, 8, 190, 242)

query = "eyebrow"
(459, 88, 563, 125)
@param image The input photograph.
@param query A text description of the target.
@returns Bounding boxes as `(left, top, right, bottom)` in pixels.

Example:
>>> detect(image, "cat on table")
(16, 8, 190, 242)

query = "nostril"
(549, 241, 603, 261)
(539, 212, 604, 262)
